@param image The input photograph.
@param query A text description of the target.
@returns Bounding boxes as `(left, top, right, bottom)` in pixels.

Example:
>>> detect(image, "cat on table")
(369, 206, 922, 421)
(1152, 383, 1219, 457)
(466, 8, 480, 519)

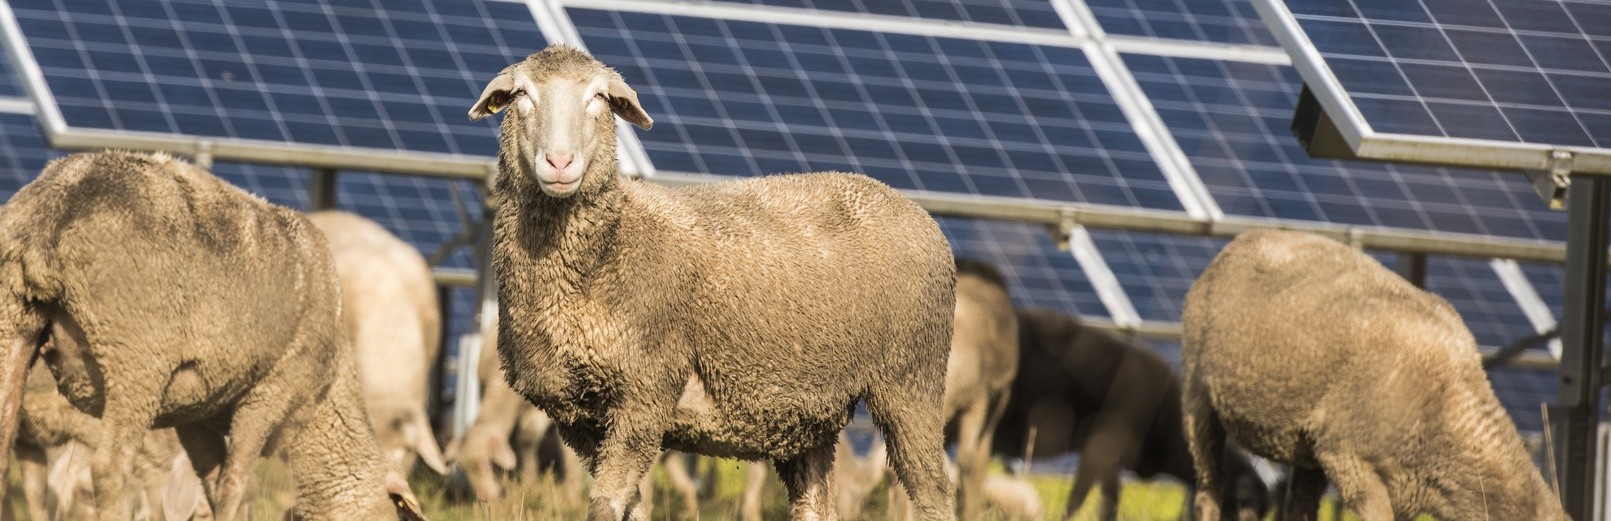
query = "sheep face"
(469, 45, 652, 199)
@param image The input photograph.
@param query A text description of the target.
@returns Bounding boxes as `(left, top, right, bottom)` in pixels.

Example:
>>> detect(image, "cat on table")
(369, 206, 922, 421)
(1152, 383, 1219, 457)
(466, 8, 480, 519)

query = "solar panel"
(0, 113, 60, 198)
(1085, 0, 1279, 46)
(10, 0, 544, 155)
(1490, 367, 1556, 433)
(1087, 230, 1223, 323)
(1258, 0, 1611, 172)
(569, 8, 1183, 209)
(716, 0, 1065, 30)
(939, 216, 1107, 318)
(1423, 257, 1540, 348)
(1125, 53, 1565, 241)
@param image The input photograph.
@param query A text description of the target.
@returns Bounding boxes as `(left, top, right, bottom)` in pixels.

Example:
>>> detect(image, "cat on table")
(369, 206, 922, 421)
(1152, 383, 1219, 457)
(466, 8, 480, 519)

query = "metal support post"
(308, 168, 338, 211)
(1555, 175, 1610, 521)
(1395, 252, 1427, 288)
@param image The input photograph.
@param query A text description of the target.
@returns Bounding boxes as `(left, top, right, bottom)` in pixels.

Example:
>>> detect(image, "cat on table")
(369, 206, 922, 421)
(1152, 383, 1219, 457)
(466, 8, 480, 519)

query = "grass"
(6, 454, 1413, 521)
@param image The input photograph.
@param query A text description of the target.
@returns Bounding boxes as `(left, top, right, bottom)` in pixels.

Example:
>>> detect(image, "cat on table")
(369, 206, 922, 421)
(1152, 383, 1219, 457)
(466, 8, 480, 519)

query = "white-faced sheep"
(0, 151, 426, 521)
(996, 308, 1268, 521)
(469, 45, 957, 520)
(307, 210, 449, 477)
(1182, 230, 1567, 521)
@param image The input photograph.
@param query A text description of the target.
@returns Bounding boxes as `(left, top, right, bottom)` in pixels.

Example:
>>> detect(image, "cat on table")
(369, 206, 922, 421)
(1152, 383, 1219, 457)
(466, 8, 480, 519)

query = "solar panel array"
(1280, 0, 1611, 147)
(0, 0, 1567, 432)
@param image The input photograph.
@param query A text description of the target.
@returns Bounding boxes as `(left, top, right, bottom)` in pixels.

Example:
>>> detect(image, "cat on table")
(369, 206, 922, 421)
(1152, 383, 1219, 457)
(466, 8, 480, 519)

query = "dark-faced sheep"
(1182, 230, 1566, 520)
(995, 308, 1269, 521)
(0, 151, 425, 521)
(307, 210, 449, 477)
(469, 45, 956, 520)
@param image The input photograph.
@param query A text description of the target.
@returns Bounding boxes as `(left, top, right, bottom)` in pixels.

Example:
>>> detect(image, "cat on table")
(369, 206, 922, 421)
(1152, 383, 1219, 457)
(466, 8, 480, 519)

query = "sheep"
(12, 359, 209, 521)
(0, 151, 426, 521)
(1181, 230, 1567, 521)
(994, 308, 1269, 521)
(469, 44, 956, 520)
(306, 210, 449, 477)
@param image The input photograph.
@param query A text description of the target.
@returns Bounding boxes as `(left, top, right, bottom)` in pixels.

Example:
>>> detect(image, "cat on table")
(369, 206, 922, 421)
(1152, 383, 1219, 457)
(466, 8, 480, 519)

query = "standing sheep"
(0, 151, 425, 520)
(469, 45, 956, 520)
(1182, 230, 1566, 521)
(994, 308, 1268, 521)
(307, 210, 449, 477)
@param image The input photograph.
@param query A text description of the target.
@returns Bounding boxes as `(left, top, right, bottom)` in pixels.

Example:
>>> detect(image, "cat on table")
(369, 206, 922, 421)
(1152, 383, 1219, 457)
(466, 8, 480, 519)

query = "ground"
(5, 454, 1381, 520)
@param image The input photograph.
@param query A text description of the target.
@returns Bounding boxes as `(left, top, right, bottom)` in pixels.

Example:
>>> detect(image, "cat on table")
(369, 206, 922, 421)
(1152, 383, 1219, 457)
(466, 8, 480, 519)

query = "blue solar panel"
(1088, 230, 1224, 322)
(1423, 257, 1538, 348)
(10, 0, 544, 155)
(938, 216, 1107, 318)
(571, 8, 1182, 209)
(1086, 0, 1278, 46)
(0, 113, 60, 199)
(1125, 53, 1565, 241)
(720, 0, 1064, 29)
(1490, 367, 1555, 433)
(1284, 0, 1611, 147)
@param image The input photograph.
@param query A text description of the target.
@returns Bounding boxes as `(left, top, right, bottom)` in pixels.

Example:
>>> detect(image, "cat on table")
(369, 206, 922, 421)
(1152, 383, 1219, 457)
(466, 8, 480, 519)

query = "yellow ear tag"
(486, 95, 507, 114)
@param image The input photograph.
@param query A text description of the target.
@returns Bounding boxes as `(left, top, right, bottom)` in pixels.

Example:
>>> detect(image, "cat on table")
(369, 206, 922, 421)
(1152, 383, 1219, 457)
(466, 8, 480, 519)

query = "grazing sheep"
(1182, 230, 1566, 521)
(470, 44, 956, 520)
(12, 360, 208, 521)
(0, 151, 425, 521)
(995, 308, 1269, 521)
(307, 210, 449, 477)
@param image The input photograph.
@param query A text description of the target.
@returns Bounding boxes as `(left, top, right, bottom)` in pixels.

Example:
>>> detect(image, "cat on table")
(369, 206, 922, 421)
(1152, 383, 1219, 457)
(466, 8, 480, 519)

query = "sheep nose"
(545, 151, 574, 171)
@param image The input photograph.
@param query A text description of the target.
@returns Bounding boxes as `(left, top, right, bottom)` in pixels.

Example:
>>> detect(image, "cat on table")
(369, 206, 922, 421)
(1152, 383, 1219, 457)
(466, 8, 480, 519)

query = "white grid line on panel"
(1070, 224, 1142, 327)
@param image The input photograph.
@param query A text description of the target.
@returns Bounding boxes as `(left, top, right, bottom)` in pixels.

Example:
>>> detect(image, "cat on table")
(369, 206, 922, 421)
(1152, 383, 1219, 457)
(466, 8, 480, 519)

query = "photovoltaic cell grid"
(1423, 257, 1538, 348)
(0, 113, 60, 198)
(716, 0, 1065, 30)
(1085, 0, 1279, 46)
(0, 40, 24, 98)
(570, 8, 1184, 210)
(1125, 53, 1564, 241)
(10, 0, 544, 156)
(1490, 367, 1555, 432)
(937, 216, 1108, 318)
(1286, 0, 1611, 147)
(1088, 230, 1224, 323)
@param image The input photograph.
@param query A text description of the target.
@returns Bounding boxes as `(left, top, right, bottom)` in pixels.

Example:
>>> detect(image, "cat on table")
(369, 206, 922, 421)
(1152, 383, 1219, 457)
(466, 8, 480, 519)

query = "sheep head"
(469, 44, 652, 199)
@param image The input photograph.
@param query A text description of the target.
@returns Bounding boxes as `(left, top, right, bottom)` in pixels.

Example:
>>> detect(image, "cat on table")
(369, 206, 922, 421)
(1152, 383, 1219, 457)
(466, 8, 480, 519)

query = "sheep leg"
(866, 387, 952, 520)
(740, 460, 769, 521)
(1062, 416, 1135, 521)
(1281, 467, 1326, 521)
(1315, 453, 1389, 521)
(210, 380, 304, 521)
(775, 440, 839, 521)
(953, 395, 991, 520)
(1183, 380, 1225, 521)
(661, 451, 701, 518)
(16, 440, 49, 521)
(91, 401, 157, 520)
(1098, 474, 1121, 521)
(585, 420, 663, 521)
(174, 424, 227, 513)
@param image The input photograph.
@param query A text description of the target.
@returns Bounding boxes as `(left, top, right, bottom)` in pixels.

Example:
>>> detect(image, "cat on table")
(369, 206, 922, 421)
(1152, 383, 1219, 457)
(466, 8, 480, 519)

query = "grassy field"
(7, 455, 1381, 520)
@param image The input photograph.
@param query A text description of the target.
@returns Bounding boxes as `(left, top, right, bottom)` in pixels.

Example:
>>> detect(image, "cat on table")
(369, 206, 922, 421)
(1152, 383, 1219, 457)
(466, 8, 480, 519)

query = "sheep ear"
(469, 72, 516, 121)
(605, 79, 653, 130)
(385, 471, 429, 521)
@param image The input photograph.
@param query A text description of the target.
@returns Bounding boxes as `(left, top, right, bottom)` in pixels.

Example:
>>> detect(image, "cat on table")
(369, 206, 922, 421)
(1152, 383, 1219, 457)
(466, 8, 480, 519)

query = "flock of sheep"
(0, 43, 1571, 521)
